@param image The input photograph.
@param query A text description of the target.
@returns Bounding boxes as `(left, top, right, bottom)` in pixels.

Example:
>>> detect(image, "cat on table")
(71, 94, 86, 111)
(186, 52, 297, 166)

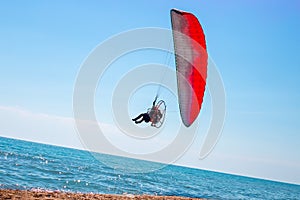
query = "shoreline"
(0, 189, 205, 200)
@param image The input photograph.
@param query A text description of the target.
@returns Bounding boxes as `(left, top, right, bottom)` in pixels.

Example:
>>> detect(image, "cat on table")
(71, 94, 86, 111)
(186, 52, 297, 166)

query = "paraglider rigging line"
(155, 36, 174, 99)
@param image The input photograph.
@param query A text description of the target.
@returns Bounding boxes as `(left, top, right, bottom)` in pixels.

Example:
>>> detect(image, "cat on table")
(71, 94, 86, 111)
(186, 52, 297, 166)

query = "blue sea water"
(0, 136, 299, 200)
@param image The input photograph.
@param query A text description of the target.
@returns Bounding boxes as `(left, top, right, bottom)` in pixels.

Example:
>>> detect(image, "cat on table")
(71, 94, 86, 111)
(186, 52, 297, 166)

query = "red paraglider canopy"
(171, 9, 208, 127)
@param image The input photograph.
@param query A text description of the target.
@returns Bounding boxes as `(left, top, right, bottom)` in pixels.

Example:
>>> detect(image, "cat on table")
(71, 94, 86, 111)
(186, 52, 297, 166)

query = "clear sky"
(0, 0, 300, 185)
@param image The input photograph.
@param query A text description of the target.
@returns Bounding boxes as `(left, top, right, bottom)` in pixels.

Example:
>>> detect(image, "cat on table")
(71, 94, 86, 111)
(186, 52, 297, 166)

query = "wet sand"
(0, 189, 204, 200)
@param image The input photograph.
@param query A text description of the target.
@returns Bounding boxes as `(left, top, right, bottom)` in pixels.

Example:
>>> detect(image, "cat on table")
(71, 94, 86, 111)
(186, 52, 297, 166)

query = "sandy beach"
(0, 189, 204, 200)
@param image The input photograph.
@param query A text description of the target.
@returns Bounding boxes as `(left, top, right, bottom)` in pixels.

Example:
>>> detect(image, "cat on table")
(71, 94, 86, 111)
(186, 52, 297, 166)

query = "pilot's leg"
(132, 114, 143, 121)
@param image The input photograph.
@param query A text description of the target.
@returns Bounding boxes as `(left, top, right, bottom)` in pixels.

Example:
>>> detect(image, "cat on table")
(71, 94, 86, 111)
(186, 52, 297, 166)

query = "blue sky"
(0, 1, 300, 184)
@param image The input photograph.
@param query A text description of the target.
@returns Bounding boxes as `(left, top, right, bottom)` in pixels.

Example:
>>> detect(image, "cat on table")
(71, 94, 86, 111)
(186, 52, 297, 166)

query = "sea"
(0, 136, 299, 200)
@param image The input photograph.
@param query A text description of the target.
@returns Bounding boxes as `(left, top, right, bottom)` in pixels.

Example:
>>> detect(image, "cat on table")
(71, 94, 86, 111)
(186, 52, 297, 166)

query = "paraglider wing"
(171, 9, 208, 127)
